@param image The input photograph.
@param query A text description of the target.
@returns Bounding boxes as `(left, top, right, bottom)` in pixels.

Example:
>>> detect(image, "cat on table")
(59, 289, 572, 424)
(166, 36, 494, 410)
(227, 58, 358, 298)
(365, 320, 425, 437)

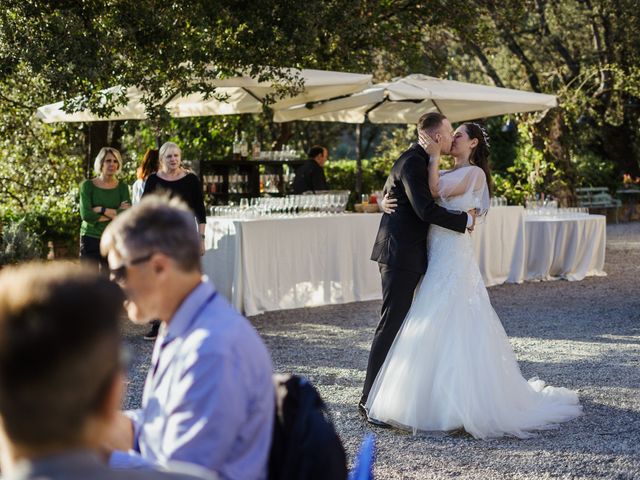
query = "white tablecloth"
(471, 206, 526, 286)
(203, 208, 528, 315)
(524, 214, 607, 281)
(204, 214, 382, 316)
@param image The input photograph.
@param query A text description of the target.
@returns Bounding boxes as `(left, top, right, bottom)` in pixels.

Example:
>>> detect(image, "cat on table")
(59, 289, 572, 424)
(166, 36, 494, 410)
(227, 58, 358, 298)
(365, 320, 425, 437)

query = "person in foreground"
(0, 262, 211, 480)
(361, 112, 477, 418)
(366, 121, 582, 439)
(101, 195, 275, 480)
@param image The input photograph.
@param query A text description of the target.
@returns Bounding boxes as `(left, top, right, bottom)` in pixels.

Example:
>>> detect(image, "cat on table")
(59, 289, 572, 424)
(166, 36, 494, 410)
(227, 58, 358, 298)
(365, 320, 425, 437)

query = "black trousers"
(361, 263, 422, 403)
(79, 235, 109, 272)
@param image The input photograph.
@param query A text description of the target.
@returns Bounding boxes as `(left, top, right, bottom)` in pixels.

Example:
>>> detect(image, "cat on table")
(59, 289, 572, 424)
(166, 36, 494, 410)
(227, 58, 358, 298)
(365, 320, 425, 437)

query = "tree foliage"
(0, 1, 456, 118)
(1, 0, 639, 239)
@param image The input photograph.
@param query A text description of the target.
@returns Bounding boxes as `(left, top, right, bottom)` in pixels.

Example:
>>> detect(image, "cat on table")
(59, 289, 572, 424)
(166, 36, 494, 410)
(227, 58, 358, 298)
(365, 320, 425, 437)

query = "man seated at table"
(101, 195, 275, 480)
(0, 262, 210, 480)
(292, 145, 329, 194)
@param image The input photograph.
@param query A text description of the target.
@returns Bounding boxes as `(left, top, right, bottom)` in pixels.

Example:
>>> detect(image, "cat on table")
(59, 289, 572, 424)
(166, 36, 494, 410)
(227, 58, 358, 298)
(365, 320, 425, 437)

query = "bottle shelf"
(200, 158, 305, 205)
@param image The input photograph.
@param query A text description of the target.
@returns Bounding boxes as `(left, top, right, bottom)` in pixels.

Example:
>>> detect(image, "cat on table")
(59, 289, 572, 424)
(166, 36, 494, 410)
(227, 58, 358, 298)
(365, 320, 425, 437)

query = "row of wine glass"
(209, 193, 350, 218)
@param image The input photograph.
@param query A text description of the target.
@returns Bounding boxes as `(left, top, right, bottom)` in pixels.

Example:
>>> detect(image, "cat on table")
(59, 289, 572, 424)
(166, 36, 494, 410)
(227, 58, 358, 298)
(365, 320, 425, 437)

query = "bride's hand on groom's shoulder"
(381, 193, 397, 214)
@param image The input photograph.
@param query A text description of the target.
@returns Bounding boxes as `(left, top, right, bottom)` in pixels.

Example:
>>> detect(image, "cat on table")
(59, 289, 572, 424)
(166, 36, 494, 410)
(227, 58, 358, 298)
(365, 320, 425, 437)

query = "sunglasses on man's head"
(109, 252, 155, 283)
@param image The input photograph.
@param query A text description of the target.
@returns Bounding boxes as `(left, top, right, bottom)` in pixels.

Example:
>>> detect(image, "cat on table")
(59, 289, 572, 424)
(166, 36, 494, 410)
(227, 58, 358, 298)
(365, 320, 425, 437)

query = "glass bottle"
(252, 135, 261, 160)
(232, 132, 241, 161)
(240, 132, 249, 160)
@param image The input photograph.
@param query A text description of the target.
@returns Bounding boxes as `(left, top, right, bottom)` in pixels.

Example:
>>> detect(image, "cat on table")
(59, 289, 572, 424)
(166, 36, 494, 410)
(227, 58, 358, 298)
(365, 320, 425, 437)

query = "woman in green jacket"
(79, 147, 130, 270)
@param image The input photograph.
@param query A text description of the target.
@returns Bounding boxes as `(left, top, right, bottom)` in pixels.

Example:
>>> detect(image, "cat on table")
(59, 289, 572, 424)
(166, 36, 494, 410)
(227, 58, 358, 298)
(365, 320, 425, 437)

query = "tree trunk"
(484, 3, 542, 92)
(531, 109, 576, 205)
(85, 122, 109, 177)
(534, 0, 580, 82)
(273, 122, 293, 151)
(464, 39, 506, 88)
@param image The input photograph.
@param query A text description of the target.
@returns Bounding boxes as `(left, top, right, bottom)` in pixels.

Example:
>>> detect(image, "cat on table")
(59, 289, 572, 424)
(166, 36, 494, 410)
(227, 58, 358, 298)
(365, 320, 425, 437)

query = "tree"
(0, 66, 85, 250)
(419, 0, 640, 197)
(0, 1, 461, 117)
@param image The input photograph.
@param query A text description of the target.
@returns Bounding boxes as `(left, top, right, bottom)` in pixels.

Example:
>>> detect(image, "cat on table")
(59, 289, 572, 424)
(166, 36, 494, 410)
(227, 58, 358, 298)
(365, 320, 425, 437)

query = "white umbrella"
(36, 69, 372, 123)
(273, 74, 557, 124)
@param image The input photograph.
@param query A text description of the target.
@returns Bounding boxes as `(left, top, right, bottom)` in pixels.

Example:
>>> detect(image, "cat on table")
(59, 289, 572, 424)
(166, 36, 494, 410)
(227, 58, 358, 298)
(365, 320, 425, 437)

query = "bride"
(365, 122, 582, 439)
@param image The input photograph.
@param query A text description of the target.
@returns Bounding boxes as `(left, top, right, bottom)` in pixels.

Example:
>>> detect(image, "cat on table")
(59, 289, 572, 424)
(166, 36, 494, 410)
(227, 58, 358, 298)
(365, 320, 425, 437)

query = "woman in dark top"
(142, 141, 207, 253)
(141, 142, 206, 341)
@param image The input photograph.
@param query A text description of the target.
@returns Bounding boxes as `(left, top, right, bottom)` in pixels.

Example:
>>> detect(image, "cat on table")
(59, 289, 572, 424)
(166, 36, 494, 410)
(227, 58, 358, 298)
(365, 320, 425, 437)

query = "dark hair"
(0, 262, 123, 447)
(418, 112, 446, 135)
(308, 145, 326, 159)
(462, 122, 493, 196)
(137, 148, 159, 180)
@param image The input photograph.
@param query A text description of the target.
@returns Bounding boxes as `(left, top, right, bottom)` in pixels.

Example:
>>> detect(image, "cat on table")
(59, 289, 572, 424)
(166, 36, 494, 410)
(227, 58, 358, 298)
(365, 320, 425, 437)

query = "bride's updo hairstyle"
(463, 122, 493, 197)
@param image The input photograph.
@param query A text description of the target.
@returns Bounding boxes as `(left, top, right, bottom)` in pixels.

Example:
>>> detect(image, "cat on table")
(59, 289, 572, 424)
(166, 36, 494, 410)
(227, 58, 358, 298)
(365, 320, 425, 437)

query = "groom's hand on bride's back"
(466, 209, 477, 232)
(381, 193, 397, 214)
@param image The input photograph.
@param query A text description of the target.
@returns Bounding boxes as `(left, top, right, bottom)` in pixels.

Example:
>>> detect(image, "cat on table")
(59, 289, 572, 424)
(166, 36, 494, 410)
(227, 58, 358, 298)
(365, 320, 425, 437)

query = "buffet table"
(204, 209, 606, 315)
(471, 206, 526, 286)
(203, 213, 382, 316)
(524, 214, 607, 281)
(203, 206, 530, 315)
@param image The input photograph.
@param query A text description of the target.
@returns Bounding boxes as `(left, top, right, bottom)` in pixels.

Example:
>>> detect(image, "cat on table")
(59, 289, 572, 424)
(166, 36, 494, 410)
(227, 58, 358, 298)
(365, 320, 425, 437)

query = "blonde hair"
(93, 147, 123, 176)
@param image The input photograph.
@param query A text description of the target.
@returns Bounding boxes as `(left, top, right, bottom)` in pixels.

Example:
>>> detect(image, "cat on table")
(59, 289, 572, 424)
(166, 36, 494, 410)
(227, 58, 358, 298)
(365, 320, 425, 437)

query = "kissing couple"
(360, 112, 582, 439)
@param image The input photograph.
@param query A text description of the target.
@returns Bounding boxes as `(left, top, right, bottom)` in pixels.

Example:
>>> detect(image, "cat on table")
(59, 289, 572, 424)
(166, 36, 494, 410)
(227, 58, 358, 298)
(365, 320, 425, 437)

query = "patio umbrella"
(273, 73, 557, 124)
(36, 68, 373, 123)
(273, 74, 557, 195)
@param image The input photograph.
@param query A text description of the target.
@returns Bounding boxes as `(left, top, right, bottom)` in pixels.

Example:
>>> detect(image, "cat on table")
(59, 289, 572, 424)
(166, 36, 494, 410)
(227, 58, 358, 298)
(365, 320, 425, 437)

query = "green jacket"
(79, 179, 131, 238)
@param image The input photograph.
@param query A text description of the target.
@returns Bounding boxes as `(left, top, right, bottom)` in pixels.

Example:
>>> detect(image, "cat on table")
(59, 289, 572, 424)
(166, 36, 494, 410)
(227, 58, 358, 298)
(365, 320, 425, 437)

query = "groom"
(360, 112, 476, 420)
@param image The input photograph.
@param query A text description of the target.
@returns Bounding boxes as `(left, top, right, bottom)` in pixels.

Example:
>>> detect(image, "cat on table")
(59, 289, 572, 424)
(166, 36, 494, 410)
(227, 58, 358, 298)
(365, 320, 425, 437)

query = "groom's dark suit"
(362, 143, 468, 403)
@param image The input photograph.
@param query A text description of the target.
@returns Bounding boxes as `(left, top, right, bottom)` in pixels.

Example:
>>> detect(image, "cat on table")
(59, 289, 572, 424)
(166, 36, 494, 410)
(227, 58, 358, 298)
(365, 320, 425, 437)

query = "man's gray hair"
(101, 195, 201, 272)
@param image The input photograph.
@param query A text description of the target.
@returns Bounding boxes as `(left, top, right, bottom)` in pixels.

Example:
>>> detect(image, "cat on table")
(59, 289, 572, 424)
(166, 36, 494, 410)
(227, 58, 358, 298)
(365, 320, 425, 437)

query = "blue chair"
(349, 433, 376, 480)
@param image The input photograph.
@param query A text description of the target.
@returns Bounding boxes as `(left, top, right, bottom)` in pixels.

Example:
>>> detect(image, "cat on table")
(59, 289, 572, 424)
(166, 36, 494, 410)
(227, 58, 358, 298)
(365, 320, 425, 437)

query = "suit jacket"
(292, 159, 328, 193)
(370, 143, 468, 274)
(6, 450, 212, 480)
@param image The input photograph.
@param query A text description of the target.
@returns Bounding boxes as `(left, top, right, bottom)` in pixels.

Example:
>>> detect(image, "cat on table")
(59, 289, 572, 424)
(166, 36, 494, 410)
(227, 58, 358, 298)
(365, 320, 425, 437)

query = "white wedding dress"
(366, 167, 582, 439)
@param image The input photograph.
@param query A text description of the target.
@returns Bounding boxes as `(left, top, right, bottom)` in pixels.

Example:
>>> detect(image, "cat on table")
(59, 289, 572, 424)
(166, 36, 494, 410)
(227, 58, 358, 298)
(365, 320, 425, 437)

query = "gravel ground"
(122, 222, 640, 479)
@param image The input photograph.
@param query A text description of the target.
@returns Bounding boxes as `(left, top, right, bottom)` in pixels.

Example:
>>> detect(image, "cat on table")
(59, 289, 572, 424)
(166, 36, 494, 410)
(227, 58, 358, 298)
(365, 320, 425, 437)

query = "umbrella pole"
(432, 100, 444, 115)
(355, 123, 363, 196)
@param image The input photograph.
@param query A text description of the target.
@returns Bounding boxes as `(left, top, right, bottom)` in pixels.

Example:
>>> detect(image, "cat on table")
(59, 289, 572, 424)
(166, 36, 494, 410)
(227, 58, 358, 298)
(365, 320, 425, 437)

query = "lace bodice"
(436, 166, 490, 217)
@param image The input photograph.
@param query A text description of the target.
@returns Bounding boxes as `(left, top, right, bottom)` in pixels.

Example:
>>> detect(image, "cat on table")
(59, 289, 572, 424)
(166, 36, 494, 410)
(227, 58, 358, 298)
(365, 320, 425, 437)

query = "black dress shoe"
(366, 416, 391, 428)
(359, 401, 391, 428)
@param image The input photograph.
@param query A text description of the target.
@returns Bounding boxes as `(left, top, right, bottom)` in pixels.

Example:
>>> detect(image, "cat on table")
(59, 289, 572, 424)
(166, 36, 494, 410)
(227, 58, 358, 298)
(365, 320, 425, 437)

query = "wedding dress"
(365, 166, 582, 439)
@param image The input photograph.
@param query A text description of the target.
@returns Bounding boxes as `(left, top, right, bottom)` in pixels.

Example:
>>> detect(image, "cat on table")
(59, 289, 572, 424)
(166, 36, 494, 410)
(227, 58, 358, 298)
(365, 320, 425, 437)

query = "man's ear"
(150, 252, 171, 276)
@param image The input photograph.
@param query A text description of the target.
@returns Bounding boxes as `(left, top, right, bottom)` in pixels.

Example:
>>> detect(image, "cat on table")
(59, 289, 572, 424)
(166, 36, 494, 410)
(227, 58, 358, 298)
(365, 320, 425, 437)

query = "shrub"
(0, 218, 46, 265)
(324, 159, 386, 207)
